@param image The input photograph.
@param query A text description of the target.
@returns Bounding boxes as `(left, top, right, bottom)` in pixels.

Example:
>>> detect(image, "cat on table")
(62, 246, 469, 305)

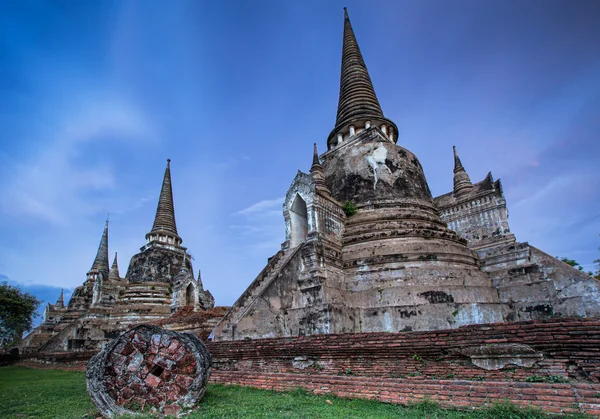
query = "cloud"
(235, 197, 284, 216)
(0, 94, 155, 225)
(231, 197, 285, 250)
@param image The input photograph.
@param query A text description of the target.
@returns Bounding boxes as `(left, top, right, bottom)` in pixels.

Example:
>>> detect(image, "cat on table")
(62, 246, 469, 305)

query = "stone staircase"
(214, 245, 304, 336)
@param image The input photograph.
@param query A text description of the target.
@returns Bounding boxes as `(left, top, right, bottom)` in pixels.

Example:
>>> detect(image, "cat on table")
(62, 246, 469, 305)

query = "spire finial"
(312, 143, 320, 166)
(109, 252, 120, 281)
(147, 159, 182, 245)
(310, 143, 331, 196)
(56, 289, 64, 308)
(88, 220, 110, 277)
(453, 145, 464, 171)
(179, 252, 189, 274)
(327, 8, 398, 149)
(452, 146, 473, 197)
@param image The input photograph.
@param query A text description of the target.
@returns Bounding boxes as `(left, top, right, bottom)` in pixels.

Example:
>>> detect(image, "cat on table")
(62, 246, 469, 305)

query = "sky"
(1, 0, 599, 326)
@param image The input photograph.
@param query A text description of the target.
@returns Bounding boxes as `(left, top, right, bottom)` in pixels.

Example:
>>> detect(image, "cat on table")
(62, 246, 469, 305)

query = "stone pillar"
(87, 325, 211, 417)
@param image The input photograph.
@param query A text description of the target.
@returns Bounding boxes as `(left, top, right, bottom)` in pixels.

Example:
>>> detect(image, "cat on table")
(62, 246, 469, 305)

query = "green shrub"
(343, 201, 357, 216)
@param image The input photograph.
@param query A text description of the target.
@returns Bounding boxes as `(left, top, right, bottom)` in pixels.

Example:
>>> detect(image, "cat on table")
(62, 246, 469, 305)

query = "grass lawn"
(0, 366, 591, 418)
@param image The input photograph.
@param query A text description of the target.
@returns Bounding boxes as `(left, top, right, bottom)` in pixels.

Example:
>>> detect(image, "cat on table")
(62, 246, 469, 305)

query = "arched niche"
(185, 283, 195, 307)
(290, 194, 309, 248)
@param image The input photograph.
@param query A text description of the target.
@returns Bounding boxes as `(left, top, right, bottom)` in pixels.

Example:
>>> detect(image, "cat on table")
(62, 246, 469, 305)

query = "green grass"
(0, 366, 591, 418)
(0, 366, 96, 418)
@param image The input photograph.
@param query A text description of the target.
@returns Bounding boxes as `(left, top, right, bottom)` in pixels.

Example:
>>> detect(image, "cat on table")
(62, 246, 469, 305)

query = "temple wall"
(436, 184, 515, 251)
(207, 317, 600, 415)
(480, 243, 600, 320)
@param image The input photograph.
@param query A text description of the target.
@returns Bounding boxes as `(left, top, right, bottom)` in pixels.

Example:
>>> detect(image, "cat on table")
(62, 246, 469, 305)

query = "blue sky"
(1, 0, 599, 325)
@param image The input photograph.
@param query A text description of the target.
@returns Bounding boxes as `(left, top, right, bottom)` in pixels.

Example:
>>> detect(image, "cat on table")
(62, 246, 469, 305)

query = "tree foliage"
(343, 201, 357, 217)
(0, 282, 40, 347)
(556, 256, 584, 271)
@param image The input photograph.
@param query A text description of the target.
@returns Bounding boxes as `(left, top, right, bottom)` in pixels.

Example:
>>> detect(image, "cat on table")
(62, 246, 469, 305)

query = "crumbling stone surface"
(87, 324, 211, 418)
(322, 131, 433, 205)
(458, 343, 543, 370)
(126, 247, 192, 283)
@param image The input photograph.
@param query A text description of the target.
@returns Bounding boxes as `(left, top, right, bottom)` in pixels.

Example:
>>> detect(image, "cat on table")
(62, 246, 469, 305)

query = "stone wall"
(435, 172, 516, 251)
(481, 243, 600, 320)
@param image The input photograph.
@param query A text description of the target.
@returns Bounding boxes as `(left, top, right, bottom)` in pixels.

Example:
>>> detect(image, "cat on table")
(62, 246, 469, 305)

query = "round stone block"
(86, 324, 211, 417)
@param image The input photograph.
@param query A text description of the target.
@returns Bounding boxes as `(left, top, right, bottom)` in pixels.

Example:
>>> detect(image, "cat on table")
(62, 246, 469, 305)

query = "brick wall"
(207, 318, 600, 414)
(18, 317, 600, 414)
(210, 371, 600, 414)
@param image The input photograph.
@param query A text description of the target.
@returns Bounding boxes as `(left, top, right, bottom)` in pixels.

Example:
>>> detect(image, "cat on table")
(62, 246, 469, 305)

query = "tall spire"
(56, 289, 64, 308)
(108, 252, 120, 281)
(146, 159, 182, 246)
(453, 146, 474, 198)
(327, 8, 398, 149)
(88, 219, 109, 278)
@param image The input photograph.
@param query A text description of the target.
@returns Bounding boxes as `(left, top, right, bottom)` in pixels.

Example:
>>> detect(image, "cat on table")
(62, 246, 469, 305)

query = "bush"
(343, 201, 357, 217)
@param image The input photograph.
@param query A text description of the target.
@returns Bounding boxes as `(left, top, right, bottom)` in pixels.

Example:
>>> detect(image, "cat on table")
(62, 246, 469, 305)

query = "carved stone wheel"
(86, 324, 211, 417)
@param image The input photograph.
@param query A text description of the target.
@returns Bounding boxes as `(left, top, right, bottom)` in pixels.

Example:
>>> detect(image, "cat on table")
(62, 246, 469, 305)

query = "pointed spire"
(56, 289, 64, 308)
(327, 8, 398, 148)
(197, 269, 204, 290)
(312, 142, 321, 167)
(452, 146, 474, 198)
(453, 145, 465, 171)
(310, 143, 331, 196)
(336, 8, 383, 125)
(146, 159, 182, 246)
(179, 252, 189, 273)
(109, 252, 120, 281)
(88, 220, 109, 277)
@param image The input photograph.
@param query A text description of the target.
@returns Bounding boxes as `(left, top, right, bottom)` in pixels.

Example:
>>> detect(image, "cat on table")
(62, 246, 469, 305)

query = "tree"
(556, 256, 584, 271)
(0, 282, 40, 348)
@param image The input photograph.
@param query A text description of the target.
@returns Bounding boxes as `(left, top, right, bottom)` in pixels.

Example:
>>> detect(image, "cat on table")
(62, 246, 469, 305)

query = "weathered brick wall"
(207, 318, 600, 414)
(207, 318, 600, 383)
(210, 371, 600, 415)
(16, 350, 96, 370)
(18, 318, 600, 413)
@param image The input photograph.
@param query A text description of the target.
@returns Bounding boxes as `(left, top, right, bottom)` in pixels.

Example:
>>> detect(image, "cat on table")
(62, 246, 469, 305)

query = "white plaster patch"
(383, 310, 393, 332)
(366, 144, 388, 190)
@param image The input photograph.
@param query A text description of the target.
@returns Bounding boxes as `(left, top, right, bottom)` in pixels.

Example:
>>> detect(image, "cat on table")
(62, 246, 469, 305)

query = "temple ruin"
(20, 160, 223, 354)
(212, 9, 600, 341)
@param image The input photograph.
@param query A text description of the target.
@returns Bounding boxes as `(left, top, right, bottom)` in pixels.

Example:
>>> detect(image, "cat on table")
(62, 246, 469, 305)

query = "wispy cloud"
(235, 197, 284, 216)
(230, 197, 285, 250)
(0, 94, 155, 225)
